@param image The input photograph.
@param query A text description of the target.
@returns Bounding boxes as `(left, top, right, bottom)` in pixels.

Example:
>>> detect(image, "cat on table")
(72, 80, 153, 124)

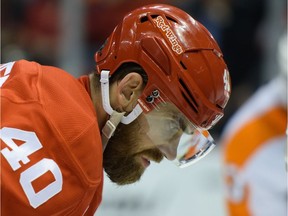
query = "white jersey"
(220, 77, 287, 216)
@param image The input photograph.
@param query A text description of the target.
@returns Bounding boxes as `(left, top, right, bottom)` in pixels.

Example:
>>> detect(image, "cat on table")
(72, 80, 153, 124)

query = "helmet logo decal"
(153, 16, 184, 55)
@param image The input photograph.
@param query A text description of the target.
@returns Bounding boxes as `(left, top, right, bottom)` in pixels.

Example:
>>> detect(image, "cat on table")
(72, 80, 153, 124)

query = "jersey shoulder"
(1, 60, 44, 103)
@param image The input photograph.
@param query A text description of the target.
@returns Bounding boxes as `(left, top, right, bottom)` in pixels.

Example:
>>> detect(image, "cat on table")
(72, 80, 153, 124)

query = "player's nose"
(157, 142, 178, 161)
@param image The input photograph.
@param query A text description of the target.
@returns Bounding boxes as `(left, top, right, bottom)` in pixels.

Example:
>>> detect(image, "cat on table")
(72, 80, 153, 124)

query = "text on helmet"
(153, 16, 184, 55)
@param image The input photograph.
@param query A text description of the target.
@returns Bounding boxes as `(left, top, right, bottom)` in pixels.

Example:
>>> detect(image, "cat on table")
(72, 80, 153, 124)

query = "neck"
(89, 73, 108, 130)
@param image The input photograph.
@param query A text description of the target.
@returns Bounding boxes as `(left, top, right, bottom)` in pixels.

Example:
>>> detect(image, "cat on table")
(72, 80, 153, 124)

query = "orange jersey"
(221, 78, 287, 216)
(0, 60, 103, 215)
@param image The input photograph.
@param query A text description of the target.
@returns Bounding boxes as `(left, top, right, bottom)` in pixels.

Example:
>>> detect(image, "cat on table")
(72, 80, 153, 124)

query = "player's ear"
(116, 72, 143, 112)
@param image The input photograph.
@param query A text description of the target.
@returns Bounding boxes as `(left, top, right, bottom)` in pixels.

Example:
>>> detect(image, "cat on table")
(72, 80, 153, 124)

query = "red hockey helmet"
(95, 4, 231, 167)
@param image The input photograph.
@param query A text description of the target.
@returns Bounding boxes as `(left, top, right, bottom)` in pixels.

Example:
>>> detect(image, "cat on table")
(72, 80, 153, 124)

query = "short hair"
(109, 62, 148, 85)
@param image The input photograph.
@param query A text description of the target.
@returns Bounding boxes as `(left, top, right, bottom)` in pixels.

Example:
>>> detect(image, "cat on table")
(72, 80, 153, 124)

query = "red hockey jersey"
(1, 60, 103, 215)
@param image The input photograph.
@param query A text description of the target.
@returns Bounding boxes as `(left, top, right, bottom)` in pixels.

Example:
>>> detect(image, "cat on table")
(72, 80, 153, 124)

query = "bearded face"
(103, 115, 164, 185)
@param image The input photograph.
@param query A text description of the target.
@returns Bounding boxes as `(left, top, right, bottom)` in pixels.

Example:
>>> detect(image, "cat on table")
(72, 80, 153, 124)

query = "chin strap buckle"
(101, 111, 125, 152)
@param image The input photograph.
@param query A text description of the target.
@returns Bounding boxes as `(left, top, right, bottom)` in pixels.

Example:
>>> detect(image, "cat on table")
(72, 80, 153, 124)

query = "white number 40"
(0, 127, 63, 208)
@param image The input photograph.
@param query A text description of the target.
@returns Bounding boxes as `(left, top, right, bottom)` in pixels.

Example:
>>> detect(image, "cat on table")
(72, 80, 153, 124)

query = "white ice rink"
(96, 146, 227, 216)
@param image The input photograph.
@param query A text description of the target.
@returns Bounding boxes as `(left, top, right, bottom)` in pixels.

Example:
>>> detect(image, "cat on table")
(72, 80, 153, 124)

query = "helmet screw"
(152, 90, 159, 98)
(146, 95, 154, 103)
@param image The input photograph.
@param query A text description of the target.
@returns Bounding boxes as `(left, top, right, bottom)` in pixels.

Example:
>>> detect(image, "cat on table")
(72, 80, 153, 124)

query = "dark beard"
(103, 118, 163, 185)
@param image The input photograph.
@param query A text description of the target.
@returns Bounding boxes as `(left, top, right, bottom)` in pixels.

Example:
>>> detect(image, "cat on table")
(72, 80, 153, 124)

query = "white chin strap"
(100, 70, 143, 150)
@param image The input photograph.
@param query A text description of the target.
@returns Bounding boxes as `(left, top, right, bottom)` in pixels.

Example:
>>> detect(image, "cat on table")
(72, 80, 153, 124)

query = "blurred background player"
(220, 31, 287, 216)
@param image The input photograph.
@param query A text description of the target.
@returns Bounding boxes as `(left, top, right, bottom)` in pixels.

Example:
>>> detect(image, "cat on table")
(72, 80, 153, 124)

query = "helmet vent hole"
(180, 61, 187, 70)
(140, 15, 158, 23)
(182, 92, 198, 113)
(141, 15, 177, 24)
(179, 79, 199, 113)
(166, 16, 178, 23)
(216, 104, 223, 110)
(140, 16, 149, 23)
